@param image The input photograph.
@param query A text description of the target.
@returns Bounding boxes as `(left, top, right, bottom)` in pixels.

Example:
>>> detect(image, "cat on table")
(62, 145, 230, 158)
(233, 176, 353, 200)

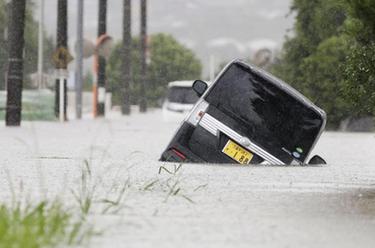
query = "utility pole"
(75, 0, 84, 119)
(54, 0, 69, 121)
(121, 0, 131, 115)
(5, 0, 27, 126)
(37, 0, 45, 89)
(139, 0, 147, 112)
(97, 0, 107, 117)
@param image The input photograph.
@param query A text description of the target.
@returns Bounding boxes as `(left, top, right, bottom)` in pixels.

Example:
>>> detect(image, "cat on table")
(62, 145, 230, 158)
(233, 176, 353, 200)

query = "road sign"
(52, 47, 73, 69)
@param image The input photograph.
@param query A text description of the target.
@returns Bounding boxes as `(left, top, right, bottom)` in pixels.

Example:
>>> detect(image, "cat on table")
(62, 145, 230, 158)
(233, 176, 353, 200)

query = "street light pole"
(139, 0, 148, 113)
(75, 0, 84, 119)
(97, 0, 107, 117)
(121, 0, 131, 115)
(55, 0, 68, 122)
(5, 0, 27, 126)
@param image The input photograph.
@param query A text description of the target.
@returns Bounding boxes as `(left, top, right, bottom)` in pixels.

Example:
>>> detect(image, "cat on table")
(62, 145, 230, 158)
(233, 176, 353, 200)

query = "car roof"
(168, 80, 212, 88)
(168, 81, 195, 88)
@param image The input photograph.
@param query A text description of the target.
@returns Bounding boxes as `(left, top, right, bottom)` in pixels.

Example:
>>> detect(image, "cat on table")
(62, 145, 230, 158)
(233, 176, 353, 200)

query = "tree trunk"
(122, 0, 132, 115)
(75, 0, 84, 119)
(6, 0, 27, 126)
(139, 0, 148, 112)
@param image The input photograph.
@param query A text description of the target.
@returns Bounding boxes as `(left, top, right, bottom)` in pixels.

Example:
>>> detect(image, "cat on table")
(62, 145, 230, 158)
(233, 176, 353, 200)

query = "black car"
(160, 60, 327, 165)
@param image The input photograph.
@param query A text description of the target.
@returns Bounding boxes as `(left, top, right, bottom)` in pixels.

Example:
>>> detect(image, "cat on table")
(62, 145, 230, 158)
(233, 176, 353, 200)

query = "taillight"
(171, 148, 186, 160)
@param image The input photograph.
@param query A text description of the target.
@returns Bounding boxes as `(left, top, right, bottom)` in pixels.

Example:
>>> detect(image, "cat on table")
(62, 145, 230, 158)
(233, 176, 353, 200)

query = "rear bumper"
(160, 122, 206, 163)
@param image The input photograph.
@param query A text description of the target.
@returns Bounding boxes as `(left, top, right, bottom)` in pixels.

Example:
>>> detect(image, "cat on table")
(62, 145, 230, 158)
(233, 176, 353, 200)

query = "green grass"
(0, 157, 132, 248)
(0, 90, 56, 121)
(0, 201, 93, 248)
(0, 160, 100, 248)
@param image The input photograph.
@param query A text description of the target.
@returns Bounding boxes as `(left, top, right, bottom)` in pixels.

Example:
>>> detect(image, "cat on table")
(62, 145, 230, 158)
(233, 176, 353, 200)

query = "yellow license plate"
(222, 140, 253, 164)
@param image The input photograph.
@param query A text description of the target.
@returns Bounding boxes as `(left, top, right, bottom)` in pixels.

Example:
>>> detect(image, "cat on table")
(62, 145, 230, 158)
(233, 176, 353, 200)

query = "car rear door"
(187, 62, 324, 165)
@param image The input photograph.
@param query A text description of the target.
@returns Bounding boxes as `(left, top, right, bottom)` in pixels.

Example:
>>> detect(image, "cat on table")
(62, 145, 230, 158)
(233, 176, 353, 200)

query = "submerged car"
(162, 81, 200, 122)
(160, 59, 327, 165)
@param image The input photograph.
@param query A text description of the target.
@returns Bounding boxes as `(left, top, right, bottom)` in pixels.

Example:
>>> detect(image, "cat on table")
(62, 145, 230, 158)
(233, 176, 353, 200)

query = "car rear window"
(205, 63, 324, 162)
(168, 86, 199, 104)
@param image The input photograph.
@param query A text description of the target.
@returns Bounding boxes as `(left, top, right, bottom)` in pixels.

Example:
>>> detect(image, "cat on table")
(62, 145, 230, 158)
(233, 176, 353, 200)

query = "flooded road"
(0, 110, 374, 247)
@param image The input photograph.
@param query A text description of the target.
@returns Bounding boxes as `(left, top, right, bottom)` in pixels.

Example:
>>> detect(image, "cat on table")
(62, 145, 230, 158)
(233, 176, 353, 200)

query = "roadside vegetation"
(0, 91, 55, 121)
(0, 201, 93, 248)
(0, 162, 99, 248)
(0, 156, 202, 248)
(0, 0, 55, 90)
(272, 0, 375, 129)
(107, 33, 202, 107)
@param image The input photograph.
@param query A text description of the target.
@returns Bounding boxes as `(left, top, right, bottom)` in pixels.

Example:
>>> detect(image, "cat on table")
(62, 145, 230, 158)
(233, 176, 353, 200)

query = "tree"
(271, 0, 351, 128)
(83, 71, 93, 92)
(342, 0, 375, 116)
(0, 0, 54, 90)
(299, 35, 352, 127)
(107, 33, 202, 106)
(122, 0, 132, 114)
(5, 0, 26, 126)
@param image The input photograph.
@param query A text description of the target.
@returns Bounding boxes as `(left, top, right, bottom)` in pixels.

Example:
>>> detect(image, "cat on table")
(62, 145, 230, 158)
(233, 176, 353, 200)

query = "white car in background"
(162, 81, 200, 122)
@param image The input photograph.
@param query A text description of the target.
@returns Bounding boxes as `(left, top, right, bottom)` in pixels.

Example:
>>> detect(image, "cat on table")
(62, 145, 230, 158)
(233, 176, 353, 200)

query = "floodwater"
(0, 109, 374, 248)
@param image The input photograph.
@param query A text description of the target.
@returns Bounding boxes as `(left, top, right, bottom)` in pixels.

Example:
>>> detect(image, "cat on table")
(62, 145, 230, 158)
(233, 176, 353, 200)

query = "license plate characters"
(222, 140, 253, 164)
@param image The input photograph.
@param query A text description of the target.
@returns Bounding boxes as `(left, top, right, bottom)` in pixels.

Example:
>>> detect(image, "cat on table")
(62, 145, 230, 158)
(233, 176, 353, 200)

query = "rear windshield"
(205, 63, 324, 162)
(167, 86, 199, 104)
